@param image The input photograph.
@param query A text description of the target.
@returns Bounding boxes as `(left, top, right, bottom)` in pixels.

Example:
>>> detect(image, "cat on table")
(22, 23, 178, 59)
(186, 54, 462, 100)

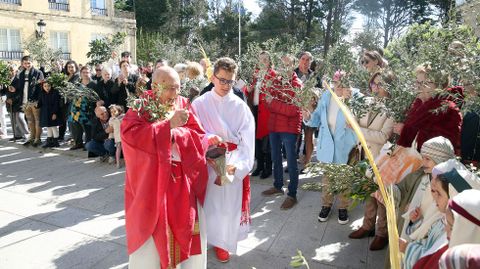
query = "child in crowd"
(38, 81, 61, 148)
(108, 104, 124, 168)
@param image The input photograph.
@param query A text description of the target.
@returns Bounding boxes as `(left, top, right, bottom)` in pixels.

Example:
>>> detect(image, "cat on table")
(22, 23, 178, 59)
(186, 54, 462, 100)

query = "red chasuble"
(121, 94, 208, 269)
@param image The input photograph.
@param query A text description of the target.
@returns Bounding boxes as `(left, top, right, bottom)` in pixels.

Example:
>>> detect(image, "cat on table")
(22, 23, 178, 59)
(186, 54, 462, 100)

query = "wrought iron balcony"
(0, 51, 23, 60)
(60, 52, 71, 60)
(48, 1, 69, 11)
(0, 0, 21, 5)
(91, 7, 107, 16)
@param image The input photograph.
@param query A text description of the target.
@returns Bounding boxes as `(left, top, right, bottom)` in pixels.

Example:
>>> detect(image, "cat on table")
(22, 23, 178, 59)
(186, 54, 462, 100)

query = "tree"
(114, 0, 134, 11)
(352, 29, 383, 52)
(23, 36, 62, 69)
(135, 0, 172, 32)
(86, 32, 127, 66)
(321, 0, 354, 57)
(354, 0, 432, 48)
(429, 0, 455, 22)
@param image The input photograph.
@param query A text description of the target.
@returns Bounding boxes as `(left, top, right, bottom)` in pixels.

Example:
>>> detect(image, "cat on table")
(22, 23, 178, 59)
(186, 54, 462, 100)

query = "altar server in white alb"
(192, 57, 255, 263)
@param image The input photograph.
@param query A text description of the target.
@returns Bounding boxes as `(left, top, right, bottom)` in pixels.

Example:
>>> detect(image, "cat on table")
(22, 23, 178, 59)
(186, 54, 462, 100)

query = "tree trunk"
(289, 0, 296, 36)
(323, 0, 334, 57)
(383, 4, 391, 48)
(305, 0, 314, 38)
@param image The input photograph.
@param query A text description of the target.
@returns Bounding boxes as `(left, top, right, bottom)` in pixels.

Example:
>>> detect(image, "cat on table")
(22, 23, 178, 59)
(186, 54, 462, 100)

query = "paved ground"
(0, 121, 386, 269)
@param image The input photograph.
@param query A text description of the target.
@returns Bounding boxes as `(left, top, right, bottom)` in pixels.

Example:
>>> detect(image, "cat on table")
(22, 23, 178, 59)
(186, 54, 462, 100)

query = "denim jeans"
(270, 132, 299, 198)
(86, 139, 115, 157)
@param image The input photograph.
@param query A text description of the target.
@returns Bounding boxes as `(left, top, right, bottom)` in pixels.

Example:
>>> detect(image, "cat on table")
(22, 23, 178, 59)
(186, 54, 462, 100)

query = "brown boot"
(262, 187, 284, 196)
(348, 227, 375, 239)
(280, 196, 297, 210)
(369, 236, 388, 251)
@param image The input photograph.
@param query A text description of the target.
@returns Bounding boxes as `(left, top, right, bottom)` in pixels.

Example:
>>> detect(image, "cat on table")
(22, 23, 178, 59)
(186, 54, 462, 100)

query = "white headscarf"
(448, 189, 480, 247)
(432, 159, 480, 198)
(406, 159, 480, 241)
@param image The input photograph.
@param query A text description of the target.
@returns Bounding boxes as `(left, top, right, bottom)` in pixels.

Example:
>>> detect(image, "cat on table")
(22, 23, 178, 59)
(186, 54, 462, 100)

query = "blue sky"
(243, 0, 364, 39)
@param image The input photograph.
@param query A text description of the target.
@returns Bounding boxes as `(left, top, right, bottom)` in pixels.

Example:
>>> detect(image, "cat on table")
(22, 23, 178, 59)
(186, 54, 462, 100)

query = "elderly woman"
(94, 68, 116, 108)
(395, 64, 462, 152)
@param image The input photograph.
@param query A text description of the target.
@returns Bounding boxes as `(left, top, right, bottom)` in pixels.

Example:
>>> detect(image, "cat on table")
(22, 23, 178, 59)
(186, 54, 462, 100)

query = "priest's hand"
(226, 165, 236, 175)
(208, 135, 222, 146)
(170, 109, 189, 129)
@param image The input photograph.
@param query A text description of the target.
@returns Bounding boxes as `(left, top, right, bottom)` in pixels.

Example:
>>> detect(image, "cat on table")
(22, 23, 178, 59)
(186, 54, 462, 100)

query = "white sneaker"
(108, 156, 115, 164)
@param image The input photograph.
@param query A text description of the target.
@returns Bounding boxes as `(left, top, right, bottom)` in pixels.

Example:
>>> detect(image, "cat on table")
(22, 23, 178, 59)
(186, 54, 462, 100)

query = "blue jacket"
(307, 90, 357, 164)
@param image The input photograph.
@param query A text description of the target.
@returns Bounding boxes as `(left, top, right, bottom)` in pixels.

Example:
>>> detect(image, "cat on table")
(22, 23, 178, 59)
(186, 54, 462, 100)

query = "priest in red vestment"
(121, 66, 210, 269)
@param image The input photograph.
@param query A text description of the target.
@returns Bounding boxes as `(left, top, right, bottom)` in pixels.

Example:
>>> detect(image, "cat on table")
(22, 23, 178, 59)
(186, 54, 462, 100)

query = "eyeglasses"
(361, 59, 370, 65)
(214, 73, 236, 86)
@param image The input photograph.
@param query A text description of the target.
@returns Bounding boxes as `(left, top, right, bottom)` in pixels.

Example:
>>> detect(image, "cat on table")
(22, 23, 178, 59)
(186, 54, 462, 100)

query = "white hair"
(174, 63, 187, 73)
(102, 67, 112, 76)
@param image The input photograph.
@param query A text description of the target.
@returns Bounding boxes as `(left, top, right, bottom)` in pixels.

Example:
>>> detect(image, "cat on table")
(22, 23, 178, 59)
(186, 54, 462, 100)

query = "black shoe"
(318, 206, 331, 222)
(251, 167, 263, 177)
(32, 140, 41, 147)
(338, 209, 349, 225)
(42, 138, 52, 148)
(69, 144, 83, 150)
(284, 167, 289, 173)
(51, 138, 60, 147)
(23, 140, 32, 146)
(299, 168, 306, 174)
(260, 170, 272, 179)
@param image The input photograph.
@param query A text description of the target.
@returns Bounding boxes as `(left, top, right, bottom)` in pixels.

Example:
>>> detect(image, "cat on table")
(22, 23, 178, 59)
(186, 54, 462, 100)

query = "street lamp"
(36, 19, 46, 38)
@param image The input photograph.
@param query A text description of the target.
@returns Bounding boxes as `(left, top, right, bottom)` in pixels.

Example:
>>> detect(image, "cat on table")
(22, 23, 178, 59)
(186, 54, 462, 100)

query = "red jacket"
(267, 72, 303, 135)
(246, 68, 277, 139)
(398, 87, 463, 152)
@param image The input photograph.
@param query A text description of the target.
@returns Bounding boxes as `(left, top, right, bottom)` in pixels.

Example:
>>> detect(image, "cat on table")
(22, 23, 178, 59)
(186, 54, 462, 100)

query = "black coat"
(10, 67, 44, 103)
(461, 111, 480, 162)
(113, 74, 138, 110)
(91, 116, 109, 142)
(95, 79, 115, 108)
(38, 89, 61, 127)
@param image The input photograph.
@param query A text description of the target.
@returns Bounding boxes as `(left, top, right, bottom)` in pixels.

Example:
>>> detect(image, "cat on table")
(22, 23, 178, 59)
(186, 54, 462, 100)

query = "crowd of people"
(0, 46, 479, 269)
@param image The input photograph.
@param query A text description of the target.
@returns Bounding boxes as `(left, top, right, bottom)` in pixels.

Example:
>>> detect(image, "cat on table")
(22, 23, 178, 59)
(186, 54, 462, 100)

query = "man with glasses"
(199, 73, 246, 102)
(192, 57, 255, 263)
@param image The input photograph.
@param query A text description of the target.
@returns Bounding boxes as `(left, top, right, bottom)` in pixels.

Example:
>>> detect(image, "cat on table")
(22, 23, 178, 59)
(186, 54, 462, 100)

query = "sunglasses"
(361, 59, 370, 65)
(95, 69, 102, 71)
(214, 73, 236, 86)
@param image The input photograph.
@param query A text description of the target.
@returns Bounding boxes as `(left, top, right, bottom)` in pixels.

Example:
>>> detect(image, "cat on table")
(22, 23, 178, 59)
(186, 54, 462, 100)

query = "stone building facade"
(0, 0, 136, 65)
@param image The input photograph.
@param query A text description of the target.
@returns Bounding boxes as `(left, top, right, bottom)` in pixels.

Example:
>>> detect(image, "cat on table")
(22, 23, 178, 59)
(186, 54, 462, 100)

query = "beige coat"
(358, 110, 394, 158)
